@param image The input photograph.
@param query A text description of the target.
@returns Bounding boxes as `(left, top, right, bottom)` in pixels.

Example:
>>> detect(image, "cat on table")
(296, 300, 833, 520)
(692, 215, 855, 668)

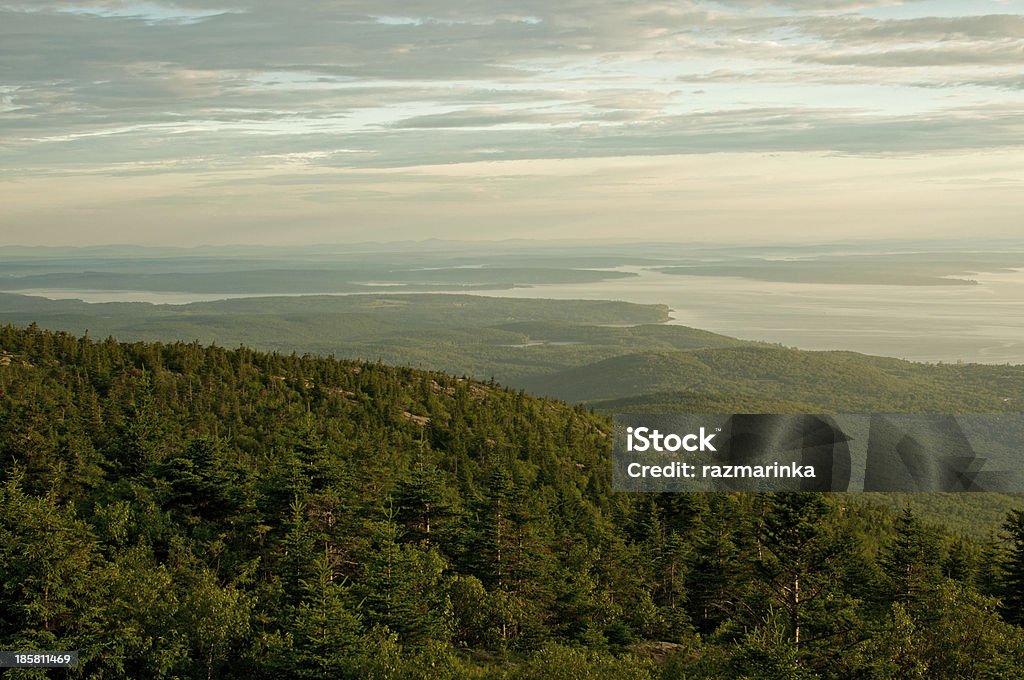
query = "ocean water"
(477, 267, 1024, 364)
(15, 266, 1024, 364)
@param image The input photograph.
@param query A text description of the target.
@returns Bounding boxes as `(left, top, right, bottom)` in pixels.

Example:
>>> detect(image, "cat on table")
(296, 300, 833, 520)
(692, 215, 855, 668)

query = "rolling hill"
(3, 324, 1024, 677)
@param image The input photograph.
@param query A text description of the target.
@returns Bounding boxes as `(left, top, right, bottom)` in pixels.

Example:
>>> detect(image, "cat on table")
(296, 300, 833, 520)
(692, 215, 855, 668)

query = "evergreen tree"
(755, 492, 863, 665)
(290, 553, 363, 678)
(944, 535, 975, 585)
(879, 507, 942, 610)
(280, 498, 318, 607)
(685, 493, 752, 634)
(0, 469, 102, 654)
(394, 456, 452, 546)
(359, 501, 452, 646)
(999, 508, 1024, 625)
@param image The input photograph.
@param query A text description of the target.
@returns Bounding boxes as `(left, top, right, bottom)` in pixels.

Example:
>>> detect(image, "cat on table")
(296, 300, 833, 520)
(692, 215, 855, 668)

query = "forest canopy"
(3, 323, 1024, 678)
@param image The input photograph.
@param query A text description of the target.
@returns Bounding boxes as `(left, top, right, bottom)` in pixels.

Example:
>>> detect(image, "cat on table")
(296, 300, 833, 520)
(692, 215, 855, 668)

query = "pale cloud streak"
(0, 0, 1022, 244)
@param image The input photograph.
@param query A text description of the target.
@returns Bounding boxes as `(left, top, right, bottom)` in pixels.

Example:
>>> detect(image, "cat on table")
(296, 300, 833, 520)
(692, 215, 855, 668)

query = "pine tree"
(359, 501, 452, 646)
(0, 468, 101, 648)
(944, 536, 975, 585)
(290, 553, 363, 678)
(394, 456, 452, 546)
(999, 508, 1024, 625)
(280, 498, 317, 607)
(976, 531, 1006, 599)
(686, 493, 752, 634)
(879, 507, 942, 610)
(756, 493, 859, 653)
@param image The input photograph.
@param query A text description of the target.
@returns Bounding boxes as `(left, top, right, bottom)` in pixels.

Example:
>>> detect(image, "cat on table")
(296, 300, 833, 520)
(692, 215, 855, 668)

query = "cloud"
(1, 0, 1023, 243)
(801, 13, 1024, 42)
(800, 45, 1024, 66)
(0, 1, 241, 25)
(711, 0, 907, 8)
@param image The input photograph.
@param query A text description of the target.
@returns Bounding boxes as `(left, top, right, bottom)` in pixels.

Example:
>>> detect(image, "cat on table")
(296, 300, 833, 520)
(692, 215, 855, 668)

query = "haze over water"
(482, 268, 1024, 365)
(17, 266, 1024, 365)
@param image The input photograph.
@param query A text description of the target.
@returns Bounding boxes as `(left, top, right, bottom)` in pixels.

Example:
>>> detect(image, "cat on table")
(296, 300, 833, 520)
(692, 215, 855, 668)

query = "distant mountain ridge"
(3, 292, 1022, 415)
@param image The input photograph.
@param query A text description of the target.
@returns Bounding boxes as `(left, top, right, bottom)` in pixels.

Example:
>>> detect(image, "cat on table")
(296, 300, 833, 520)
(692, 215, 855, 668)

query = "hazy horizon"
(4, 241, 1024, 363)
(2, 236, 1024, 252)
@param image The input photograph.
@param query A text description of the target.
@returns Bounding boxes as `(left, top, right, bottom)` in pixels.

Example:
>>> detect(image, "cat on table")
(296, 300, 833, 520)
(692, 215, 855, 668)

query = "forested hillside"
(3, 324, 1024, 678)
(548, 346, 1024, 412)
(5, 293, 1022, 414)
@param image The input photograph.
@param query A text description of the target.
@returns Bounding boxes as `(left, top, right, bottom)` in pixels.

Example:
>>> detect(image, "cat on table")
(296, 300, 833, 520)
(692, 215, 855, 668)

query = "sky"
(1, 0, 1023, 246)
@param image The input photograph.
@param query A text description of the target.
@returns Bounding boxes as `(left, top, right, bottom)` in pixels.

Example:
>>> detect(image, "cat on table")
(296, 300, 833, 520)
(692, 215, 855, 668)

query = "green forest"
(5, 292, 1024, 413)
(3, 323, 1024, 677)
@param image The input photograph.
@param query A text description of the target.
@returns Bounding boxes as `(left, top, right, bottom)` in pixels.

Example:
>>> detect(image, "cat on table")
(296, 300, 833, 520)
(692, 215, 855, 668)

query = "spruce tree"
(290, 553, 363, 678)
(999, 508, 1024, 625)
(879, 507, 942, 610)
